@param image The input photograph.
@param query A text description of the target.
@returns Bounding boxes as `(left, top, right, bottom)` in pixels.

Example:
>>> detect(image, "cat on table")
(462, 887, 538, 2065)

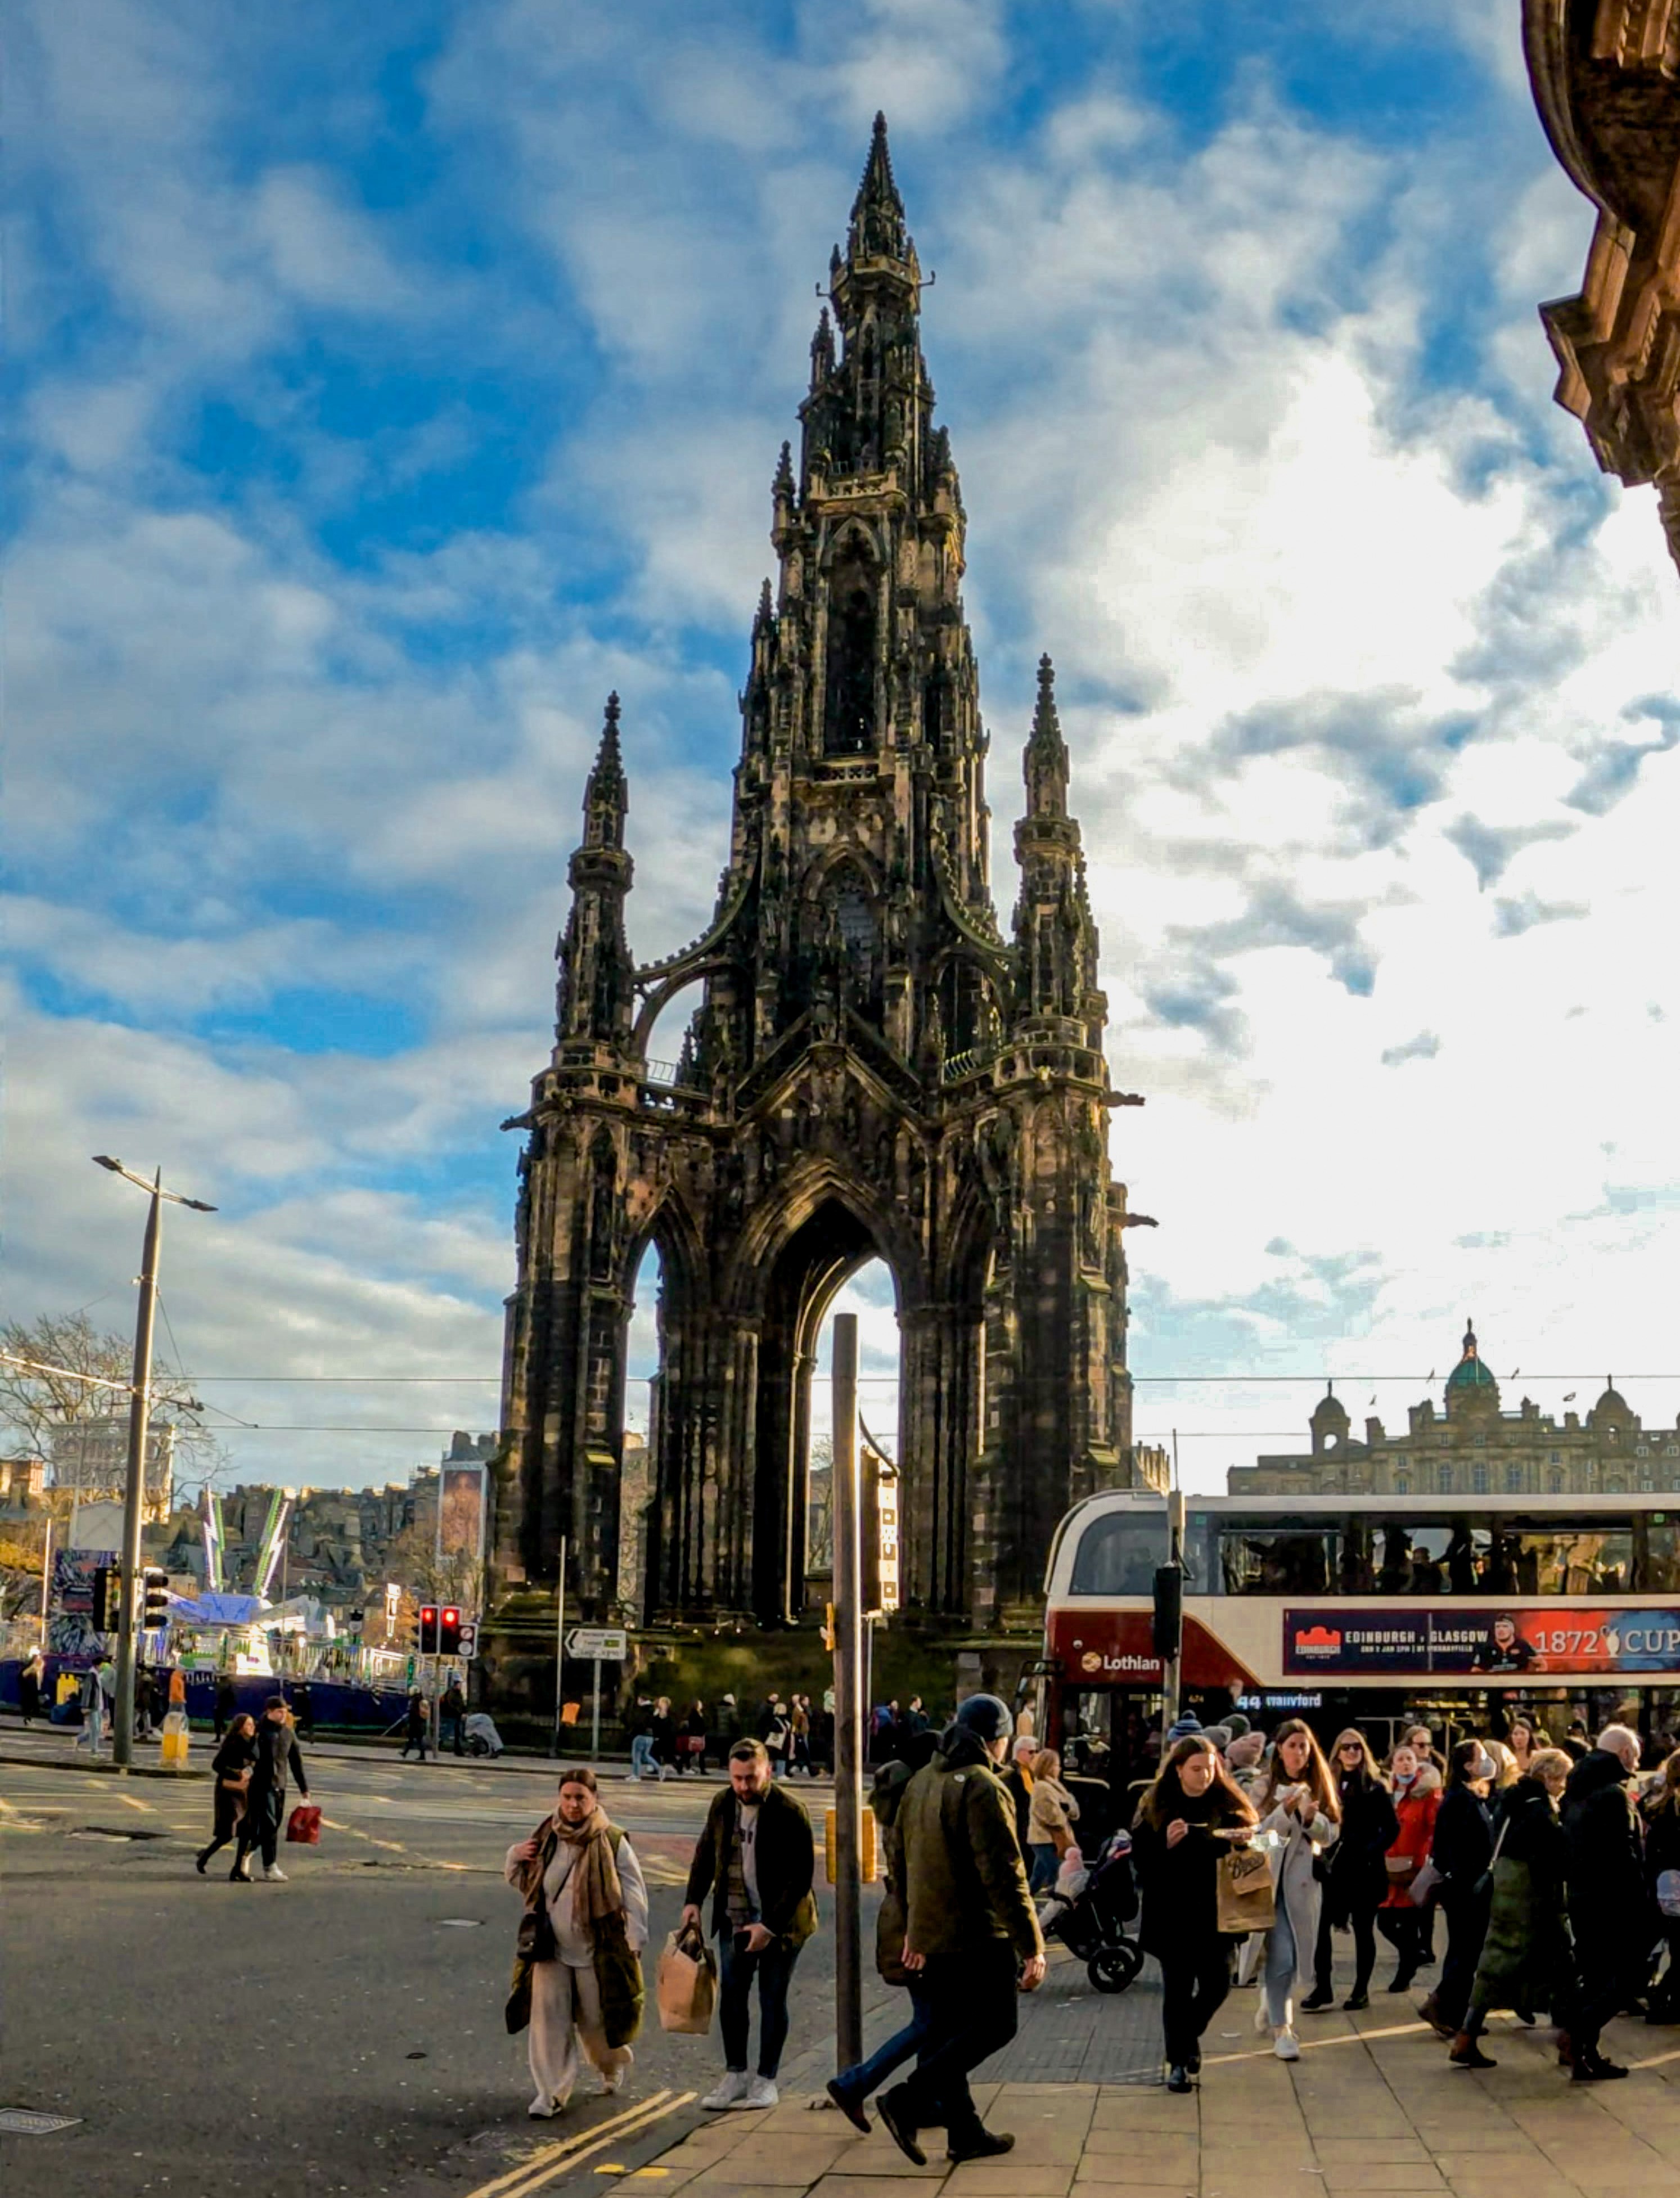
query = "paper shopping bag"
(1216, 1844, 1276, 1934)
(656, 1925, 717, 2034)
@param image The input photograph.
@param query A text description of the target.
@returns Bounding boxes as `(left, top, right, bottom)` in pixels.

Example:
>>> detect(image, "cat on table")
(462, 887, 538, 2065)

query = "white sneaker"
(701, 2071, 750, 2111)
(738, 2075, 778, 2110)
(262, 1865, 289, 1883)
(1273, 2028, 1300, 2061)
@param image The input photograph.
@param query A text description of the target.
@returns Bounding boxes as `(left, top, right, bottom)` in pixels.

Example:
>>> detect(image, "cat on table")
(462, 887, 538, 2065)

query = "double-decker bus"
(1039, 1488, 1680, 1776)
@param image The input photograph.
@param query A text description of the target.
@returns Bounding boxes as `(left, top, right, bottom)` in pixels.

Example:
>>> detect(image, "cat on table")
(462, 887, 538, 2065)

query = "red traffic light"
(442, 1608, 458, 1624)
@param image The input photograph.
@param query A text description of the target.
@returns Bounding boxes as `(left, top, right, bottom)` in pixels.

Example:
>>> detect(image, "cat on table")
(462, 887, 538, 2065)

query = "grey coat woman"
(1237, 1720, 1340, 2058)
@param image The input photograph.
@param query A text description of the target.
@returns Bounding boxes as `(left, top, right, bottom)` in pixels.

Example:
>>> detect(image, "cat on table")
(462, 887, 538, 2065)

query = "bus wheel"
(1088, 1942, 1142, 1994)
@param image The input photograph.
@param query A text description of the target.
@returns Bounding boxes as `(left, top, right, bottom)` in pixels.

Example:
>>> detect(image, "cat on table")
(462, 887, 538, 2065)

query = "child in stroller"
(1037, 1824, 1144, 1992)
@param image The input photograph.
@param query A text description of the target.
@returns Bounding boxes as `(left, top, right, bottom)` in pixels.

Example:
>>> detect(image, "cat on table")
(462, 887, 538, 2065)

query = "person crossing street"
(876, 1692, 1046, 2168)
(231, 1696, 310, 1883)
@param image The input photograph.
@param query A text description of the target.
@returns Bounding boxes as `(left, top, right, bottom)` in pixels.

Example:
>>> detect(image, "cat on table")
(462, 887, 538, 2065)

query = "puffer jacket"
(1381, 1765, 1440, 1908)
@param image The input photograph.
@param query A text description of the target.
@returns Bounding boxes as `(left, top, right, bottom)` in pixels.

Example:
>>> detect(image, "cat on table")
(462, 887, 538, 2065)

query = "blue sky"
(8, 0, 1678, 1497)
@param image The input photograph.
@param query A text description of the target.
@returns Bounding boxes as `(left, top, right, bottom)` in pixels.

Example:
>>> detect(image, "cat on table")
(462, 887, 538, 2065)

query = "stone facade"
(1228, 1322, 1680, 1498)
(496, 119, 1157, 1640)
(1524, 0, 1680, 573)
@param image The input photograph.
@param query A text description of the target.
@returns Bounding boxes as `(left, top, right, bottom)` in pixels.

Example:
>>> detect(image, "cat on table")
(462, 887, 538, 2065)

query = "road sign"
(565, 1626, 628, 1661)
(457, 1619, 479, 1661)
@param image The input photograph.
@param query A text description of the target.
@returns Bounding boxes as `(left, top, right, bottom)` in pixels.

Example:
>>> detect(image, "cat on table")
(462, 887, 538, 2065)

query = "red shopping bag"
(285, 1804, 322, 1845)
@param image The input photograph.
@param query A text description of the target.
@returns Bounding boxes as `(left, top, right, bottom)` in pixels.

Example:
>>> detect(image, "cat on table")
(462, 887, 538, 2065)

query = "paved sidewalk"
(616, 2006, 1680, 2198)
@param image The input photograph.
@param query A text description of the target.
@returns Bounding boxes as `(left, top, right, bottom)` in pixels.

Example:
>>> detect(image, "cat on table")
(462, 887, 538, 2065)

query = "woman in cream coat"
(1241, 1720, 1340, 2060)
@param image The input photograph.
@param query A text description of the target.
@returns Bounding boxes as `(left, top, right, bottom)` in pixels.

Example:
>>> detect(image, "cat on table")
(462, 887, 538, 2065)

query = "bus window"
(1069, 1510, 1168, 1595)
(1636, 1514, 1680, 1591)
(1218, 1517, 1338, 1595)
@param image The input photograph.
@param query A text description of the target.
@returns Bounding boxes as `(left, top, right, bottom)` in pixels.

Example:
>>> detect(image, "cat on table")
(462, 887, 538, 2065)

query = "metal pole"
(112, 1175, 162, 1769)
(831, 1312, 864, 2074)
(591, 1656, 602, 1762)
(39, 1512, 54, 1651)
(552, 1533, 568, 1756)
(1162, 1479, 1186, 1733)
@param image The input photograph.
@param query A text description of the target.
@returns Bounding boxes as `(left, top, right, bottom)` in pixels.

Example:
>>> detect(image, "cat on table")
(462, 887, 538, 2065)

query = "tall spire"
(1024, 654, 1069, 817)
(848, 112, 909, 265)
(582, 691, 627, 849)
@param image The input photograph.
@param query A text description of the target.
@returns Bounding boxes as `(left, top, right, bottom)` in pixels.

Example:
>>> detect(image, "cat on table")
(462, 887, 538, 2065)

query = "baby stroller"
(1038, 1825, 1144, 1993)
(462, 1711, 504, 1758)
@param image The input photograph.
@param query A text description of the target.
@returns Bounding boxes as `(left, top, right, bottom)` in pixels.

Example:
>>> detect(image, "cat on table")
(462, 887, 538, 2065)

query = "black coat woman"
(1132, 1733, 1259, 2092)
(196, 1713, 257, 1873)
(1304, 1728, 1399, 2012)
(1419, 1739, 1496, 2037)
(1448, 1748, 1574, 2068)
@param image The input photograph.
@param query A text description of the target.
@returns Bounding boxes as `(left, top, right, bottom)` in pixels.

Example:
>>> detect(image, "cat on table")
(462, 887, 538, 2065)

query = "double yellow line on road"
(462, 2088, 696, 2198)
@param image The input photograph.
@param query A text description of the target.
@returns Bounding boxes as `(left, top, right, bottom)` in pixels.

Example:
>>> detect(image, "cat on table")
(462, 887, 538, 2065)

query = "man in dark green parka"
(876, 1693, 1044, 2168)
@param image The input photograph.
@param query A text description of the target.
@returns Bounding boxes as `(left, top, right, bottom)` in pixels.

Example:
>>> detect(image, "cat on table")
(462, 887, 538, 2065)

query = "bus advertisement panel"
(1283, 1605, 1680, 1678)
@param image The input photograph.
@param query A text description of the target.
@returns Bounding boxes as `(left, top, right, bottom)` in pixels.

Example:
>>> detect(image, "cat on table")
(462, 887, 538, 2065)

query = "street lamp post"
(92, 1156, 215, 1770)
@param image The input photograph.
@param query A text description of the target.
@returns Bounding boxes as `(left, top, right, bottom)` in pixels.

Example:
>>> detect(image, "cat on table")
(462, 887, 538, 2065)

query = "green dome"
(1445, 1322, 1498, 1400)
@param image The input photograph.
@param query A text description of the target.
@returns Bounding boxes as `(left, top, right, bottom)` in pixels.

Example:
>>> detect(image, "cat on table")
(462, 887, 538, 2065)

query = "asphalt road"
(0, 1727, 881, 2198)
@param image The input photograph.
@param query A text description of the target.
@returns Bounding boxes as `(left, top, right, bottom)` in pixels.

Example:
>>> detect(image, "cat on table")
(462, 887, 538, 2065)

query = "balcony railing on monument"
(942, 1043, 1003, 1084)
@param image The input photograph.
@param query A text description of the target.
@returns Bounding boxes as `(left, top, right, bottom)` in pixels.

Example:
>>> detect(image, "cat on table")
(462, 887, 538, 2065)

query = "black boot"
(947, 2128, 1014, 2163)
(876, 2088, 925, 2168)
(1165, 2065, 1193, 2094)
(1301, 1985, 1335, 2011)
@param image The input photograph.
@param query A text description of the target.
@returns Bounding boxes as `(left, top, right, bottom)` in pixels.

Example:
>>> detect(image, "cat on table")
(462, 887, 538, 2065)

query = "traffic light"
(417, 1604, 439, 1655)
(1152, 1563, 1183, 1662)
(92, 1565, 120, 1633)
(456, 1619, 479, 1661)
(438, 1606, 462, 1656)
(141, 1568, 170, 1631)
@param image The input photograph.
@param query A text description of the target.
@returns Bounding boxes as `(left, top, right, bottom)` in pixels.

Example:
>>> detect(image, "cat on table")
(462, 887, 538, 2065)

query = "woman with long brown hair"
(1132, 1734, 1258, 2092)
(506, 1767, 648, 2118)
(1303, 1729, 1397, 2013)
(1245, 1720, 1340, 2059)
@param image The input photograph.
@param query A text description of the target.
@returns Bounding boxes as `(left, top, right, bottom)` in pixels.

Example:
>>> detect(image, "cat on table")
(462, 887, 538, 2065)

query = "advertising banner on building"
(438, 1462, 487, 1562)
(48, 1548, 118, 1657)
(1284, 1605, 1680, 1678)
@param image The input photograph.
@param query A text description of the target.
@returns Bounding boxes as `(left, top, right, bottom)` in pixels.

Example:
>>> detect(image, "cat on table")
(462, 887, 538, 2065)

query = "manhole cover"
(436, 1918, 484, 1929)
(71, 1827, 166, 1842)
(0, 2109, 83, 2134)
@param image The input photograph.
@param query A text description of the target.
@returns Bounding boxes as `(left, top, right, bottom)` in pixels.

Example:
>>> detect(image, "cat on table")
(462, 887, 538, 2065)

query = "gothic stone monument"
(492, 119, 1156, 1669)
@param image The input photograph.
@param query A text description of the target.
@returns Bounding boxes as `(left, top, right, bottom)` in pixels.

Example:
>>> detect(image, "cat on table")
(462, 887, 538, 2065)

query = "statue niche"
(825, 545, 877, 755)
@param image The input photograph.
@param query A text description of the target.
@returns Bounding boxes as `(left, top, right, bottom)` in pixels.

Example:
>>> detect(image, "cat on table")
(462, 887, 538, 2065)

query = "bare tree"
(0, 1309, 220, 1492)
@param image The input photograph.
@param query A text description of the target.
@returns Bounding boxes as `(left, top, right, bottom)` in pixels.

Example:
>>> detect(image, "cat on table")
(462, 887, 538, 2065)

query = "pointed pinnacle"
(774, 439, 795, 492)
(589, 691, 626, 801)
(1030, 655, 1064, 750)
(858, 112, 900, 209)
(754, 576, 774, 629)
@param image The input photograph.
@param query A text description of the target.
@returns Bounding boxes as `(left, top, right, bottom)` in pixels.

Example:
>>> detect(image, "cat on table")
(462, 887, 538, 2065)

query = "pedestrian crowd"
(1129, 1708, 1679, 2093)
(623, 1689, 940, 1780)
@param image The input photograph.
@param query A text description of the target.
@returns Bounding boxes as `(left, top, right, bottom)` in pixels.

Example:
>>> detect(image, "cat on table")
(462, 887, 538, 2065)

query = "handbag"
(1384, 1853, 1414, 1875)
(1216, 1844, 1277, 1934)
(1408, 1859, 1443, 1907)
(1656, 1868, 1680, 1920)
(516, 1901, 557, 1964)
(285, 1803, 322, 1845)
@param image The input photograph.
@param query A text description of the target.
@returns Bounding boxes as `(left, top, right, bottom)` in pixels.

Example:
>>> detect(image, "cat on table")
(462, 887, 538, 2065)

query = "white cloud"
(8, 1, 1679, 1503)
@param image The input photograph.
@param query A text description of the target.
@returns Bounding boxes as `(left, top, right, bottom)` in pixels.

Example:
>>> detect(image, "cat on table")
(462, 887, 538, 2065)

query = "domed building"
(1229, 1322, 1680, 1497)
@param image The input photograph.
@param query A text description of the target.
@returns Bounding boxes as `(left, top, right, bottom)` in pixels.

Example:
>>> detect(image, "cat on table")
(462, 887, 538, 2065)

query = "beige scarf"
(551, 1805, 625, 1927)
